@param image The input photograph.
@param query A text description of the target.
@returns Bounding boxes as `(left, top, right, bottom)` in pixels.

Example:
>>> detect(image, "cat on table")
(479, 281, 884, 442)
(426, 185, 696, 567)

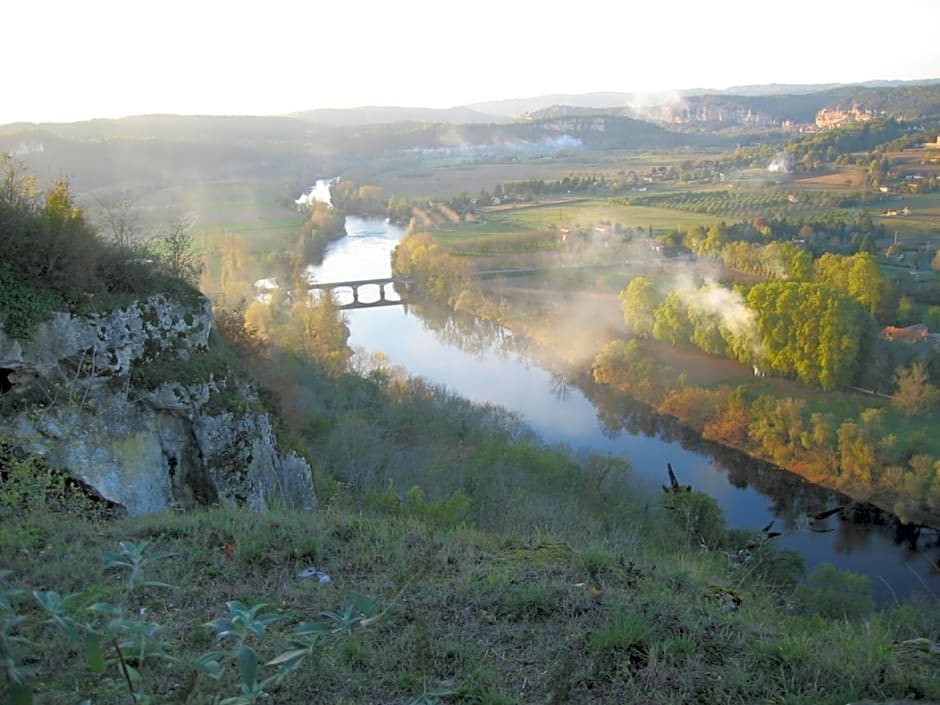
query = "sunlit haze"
(5, 0, 940, 125)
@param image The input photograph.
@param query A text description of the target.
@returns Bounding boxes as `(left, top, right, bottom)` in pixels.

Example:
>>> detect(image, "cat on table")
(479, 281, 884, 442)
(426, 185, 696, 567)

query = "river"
(305, 213, 939, 604)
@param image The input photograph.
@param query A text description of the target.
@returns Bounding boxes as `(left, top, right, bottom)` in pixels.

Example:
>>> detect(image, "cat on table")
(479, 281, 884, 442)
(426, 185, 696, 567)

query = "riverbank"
(446, 274, 940, 530)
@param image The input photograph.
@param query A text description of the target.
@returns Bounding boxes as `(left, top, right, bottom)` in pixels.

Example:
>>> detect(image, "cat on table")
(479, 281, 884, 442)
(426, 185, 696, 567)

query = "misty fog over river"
(304, 211, 938, 605)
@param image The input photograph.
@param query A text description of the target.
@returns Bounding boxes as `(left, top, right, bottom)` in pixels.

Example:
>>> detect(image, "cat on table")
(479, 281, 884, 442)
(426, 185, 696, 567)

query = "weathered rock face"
(0, 294, 316, 515)
(0, 294, 212, 377)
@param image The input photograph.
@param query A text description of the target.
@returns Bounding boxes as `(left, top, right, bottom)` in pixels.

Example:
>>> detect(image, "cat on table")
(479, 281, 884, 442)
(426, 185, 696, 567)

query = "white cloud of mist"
(520, 223, 766, 365)
(679, 279, 755, 336)
(405, 135, 582, 161)
(295, 177, 339, 208)
(624, 90, 687, 121)
(671, 274, 764, 359)
(768, 152, 791, 173)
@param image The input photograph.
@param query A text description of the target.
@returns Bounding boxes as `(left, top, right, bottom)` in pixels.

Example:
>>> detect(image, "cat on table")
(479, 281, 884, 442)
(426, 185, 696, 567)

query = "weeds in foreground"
(1, 503, 938, 705)
(2, 540, 378, 705)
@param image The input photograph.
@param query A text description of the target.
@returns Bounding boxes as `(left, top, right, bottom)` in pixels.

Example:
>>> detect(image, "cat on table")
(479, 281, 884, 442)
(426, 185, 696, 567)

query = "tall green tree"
(618, 276, 661, 338)
(747, 281, 876, 390)
(815, 251, 897, 321)
(652, 292, 693, 345)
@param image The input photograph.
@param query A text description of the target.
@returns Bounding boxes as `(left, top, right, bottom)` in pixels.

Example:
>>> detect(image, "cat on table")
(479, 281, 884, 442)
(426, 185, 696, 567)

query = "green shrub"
(0, 262, 64, 338)
(663, 490, 729, 548)
(502, 581, 557, 621)
(4, 538, 379, 704)
(794, 563, 875, 618)
(574, 544, 619, 579)
(588, 611, 657, 677)
(0, 442, 98, 516)
(362, 485, 472, 528)
(0, 160, 204, 339)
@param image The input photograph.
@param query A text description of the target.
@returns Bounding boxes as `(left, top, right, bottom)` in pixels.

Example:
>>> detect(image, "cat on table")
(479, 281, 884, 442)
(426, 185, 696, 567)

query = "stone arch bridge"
(307, 276, 414, 310)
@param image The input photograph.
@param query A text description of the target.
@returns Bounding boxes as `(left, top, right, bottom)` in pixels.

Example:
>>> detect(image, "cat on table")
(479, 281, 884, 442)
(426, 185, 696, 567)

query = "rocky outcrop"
(0, 293, 212, 377)
(815, 106, 875, 129)
(0, 294, 316, 514)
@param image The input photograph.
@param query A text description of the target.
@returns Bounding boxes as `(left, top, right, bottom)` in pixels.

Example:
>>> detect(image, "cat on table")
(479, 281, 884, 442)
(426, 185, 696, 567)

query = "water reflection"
(407, 300, 531, 361)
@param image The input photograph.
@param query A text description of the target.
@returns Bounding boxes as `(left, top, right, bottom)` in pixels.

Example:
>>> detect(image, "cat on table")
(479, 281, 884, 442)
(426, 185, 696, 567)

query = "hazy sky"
(5, 0, 940, 125)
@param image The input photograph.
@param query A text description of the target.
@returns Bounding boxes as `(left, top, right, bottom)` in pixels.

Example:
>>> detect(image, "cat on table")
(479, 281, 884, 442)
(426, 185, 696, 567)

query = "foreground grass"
(3, 494, 938, 705)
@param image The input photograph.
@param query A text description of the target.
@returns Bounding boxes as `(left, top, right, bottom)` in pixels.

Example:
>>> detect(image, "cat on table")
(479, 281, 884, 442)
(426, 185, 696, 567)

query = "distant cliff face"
(814, 106, 877, 129)
(0, 294, 315, 514)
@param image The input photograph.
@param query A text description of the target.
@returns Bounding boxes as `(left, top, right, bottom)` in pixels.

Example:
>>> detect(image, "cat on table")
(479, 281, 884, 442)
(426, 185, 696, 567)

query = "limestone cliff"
(0, 294, 316, 514)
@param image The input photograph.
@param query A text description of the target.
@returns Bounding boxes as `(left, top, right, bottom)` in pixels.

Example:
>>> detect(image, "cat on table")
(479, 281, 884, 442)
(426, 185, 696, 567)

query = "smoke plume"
(675, 276, 763, 358)
(767, 152, 790, 173)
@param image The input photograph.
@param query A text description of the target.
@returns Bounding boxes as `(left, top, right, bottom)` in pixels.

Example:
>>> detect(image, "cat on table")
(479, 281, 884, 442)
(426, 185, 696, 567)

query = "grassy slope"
(3, 500, 938, 705)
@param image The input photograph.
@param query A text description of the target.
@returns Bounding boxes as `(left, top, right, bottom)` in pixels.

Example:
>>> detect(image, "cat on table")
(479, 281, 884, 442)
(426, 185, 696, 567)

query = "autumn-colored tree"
(591, 339, 665, 401)
(799, 412, 839, 475)
(892, 361, 940, 416)
(701, 224, 728, 256)
(764, 241, 813, 281)
(1, 170, 98, 297)
(748, 396, 806, 464)
(281, 294, 351, 375)
(201, 230, 252, 302)
(682, 225, 705, 252)
(213, 303, 269, 357)
(392, 222, 479, 307)
(701, 386, 751, 447)
(837, 420, 880, 492)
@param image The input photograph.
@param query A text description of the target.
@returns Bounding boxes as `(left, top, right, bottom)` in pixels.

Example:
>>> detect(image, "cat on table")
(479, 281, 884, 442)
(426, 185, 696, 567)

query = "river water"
(306, 214, 939, 604)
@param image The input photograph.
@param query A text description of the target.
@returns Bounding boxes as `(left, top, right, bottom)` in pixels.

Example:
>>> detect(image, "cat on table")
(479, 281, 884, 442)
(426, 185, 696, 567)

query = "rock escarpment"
(0, 294, 315, 514)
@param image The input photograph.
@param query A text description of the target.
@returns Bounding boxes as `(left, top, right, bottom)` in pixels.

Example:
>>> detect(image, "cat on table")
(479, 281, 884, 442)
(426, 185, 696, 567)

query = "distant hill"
(0, 114, 316, 140)
(823, 84, 940, 119)
(468, 92, 640, 119)
(693, 83, 848, 96)
(315, 113, 694, 161)
(0, 115, 322, 195)
(469, 114, 685, 150)
(289, 105, 503, 126)
(665, 84, 940, 128)
(3, 79, 938, 197)
(0, 109, 697, 199)
(468, 80, 940, 123)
